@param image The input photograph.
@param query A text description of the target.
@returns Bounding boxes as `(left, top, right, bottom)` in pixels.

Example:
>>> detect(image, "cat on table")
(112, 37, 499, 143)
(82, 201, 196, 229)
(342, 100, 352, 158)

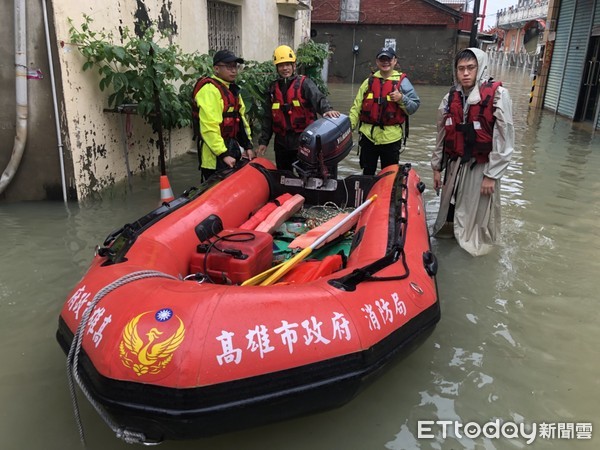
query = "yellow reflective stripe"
(366, 93, 373, 99)
(272, 103, 281, 110)
(292, 100, 301, 107)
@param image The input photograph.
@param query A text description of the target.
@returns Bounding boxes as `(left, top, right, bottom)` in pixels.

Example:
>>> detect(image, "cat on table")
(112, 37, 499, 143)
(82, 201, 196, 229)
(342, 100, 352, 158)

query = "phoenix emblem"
(119, 310, 185, 376)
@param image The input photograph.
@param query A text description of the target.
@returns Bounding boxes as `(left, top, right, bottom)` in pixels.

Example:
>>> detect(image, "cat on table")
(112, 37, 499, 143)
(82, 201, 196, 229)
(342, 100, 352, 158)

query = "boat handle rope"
(328, 242, 409, 291)
(66, 270, 178, 446)
(328, 175, 410, 291)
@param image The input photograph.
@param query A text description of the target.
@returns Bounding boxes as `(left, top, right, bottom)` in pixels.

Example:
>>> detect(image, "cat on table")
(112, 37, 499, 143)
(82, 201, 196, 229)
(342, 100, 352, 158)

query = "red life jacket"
(192, 77, 241, 140)
(443, 80, 502, 164)
(270, 76, 316, 135)
(359, 74, 408, 127)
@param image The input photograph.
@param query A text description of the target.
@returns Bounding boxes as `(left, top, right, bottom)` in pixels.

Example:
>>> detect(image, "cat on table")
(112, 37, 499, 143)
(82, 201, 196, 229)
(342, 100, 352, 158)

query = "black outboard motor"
(294, 114, 353, 184)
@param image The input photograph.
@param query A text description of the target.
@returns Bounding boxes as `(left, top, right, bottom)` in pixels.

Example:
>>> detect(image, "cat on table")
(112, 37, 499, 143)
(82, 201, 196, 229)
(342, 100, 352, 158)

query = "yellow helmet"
(273, 45, 296, 65)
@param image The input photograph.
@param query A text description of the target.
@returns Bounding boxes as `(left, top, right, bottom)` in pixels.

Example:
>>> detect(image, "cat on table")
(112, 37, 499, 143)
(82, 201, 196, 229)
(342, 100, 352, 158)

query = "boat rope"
(66, 270, 178, 446)
(329, 170, 410, 291)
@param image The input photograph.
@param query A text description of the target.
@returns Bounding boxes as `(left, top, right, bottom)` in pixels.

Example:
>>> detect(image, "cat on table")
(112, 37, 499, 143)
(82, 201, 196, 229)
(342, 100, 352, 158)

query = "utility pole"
(469, 0, 482, 47)
(479, 0, 488, 31)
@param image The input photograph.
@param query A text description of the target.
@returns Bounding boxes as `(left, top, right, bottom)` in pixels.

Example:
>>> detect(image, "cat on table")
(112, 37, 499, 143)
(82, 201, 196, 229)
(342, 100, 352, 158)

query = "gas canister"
(189, 229, 273, 284)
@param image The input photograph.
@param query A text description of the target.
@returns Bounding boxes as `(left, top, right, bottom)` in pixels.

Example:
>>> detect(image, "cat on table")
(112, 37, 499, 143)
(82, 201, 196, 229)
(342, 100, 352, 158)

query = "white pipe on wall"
(0, 0, 28, 195)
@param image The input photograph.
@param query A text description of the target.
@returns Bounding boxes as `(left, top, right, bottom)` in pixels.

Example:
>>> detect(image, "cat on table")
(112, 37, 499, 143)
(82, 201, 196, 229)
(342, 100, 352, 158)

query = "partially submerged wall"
(54, 0, 312, 200)
(312, 24, 456, 86)
(54, 1, 203, 199)
(0, 0, 311, 201)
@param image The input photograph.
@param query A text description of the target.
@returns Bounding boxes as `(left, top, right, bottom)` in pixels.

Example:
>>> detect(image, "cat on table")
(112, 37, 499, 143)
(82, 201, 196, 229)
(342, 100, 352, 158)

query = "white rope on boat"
(66, 270, 179, 446)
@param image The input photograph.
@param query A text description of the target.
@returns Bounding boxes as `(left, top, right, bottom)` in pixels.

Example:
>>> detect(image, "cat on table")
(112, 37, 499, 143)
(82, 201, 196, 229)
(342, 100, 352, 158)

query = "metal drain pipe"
(42, 0, 68, 203)
(0, 0, 28, 195)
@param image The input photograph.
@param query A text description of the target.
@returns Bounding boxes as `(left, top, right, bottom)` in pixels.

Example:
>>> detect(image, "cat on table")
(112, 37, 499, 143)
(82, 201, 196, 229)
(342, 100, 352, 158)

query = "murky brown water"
(1, 66, 598, 449)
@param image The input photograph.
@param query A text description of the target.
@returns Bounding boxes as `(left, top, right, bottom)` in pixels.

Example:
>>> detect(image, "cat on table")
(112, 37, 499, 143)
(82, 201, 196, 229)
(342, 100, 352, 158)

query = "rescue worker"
(431, 48, 514, 256)
(349, 47, 420, 175)
(257, 45, 340, 171)
(194, 49, 254, 182)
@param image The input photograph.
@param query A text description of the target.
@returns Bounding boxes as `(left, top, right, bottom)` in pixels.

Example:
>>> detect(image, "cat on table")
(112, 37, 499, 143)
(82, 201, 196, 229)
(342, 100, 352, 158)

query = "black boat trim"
(329, 164, 411, 291)
(56, 299, 440, 440)
(98, 161, 257, 265)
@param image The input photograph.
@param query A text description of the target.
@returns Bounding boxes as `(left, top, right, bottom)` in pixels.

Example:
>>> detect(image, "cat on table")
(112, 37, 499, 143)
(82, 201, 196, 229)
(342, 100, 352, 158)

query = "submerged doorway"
(576, 36, 600, 123)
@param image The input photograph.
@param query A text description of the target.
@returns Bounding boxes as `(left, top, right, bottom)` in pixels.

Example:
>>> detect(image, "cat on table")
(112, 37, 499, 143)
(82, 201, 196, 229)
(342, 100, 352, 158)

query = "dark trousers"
(201, 168, 216, 182)
(200, 139, 242, 182)
(359, 135, 402, 176)
(274, 132, 301, 171)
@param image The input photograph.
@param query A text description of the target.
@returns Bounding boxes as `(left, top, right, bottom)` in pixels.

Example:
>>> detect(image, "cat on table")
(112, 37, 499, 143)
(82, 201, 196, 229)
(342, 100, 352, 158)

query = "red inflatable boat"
(57, 118, 439, 444)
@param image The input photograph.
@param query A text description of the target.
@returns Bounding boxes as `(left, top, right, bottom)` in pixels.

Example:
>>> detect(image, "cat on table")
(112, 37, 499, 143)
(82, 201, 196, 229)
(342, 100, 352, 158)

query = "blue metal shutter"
(545, 0, 594, 118)
(545, 2, 575, 111)
(560, 0, 595, 118)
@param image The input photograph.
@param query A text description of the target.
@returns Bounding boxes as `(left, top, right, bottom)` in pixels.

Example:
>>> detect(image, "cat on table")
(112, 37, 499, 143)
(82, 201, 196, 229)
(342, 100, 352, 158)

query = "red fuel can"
(189, 229, 273, 284)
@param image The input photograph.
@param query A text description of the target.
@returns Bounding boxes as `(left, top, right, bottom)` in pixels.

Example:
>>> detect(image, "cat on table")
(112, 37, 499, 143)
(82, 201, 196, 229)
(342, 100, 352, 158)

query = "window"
(279, 15, 295, 46)
(208, 1, 241, 54)
(340, 0, 360, 22)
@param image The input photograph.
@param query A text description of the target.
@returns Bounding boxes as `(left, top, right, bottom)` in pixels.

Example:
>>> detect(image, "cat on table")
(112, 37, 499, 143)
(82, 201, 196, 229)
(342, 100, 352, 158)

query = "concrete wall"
(0, 0, 310, 201)
(312, 24, 457, 86)
(0, 0, 74, 201)
(54, 0, 192, 200)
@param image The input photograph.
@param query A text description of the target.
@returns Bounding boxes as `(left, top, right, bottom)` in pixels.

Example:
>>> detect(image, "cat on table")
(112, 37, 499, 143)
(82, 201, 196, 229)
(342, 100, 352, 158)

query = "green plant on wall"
(69, 16, 201, 133)
(69, 16, 328, 142)
(296, 40, 330, 95)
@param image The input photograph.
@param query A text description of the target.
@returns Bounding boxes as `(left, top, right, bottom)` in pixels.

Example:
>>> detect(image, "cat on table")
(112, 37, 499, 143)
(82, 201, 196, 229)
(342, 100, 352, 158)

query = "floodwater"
(1, 67, 599, 450)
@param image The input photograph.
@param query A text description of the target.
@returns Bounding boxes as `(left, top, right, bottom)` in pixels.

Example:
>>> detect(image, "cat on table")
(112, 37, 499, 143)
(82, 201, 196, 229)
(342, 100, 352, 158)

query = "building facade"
(310, 0, 462, 86)
(496, 0, 549, 54)
(532, 0, 600, 130)
(1, 0, 311, 201)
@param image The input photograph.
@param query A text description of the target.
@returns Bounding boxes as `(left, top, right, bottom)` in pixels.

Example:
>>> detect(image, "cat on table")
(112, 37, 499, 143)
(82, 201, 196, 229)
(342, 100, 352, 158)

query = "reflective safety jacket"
(359, 74, 408, 127)
(192, 77, 241, 140)
(270, 76, 316, 135)
(443, 81, 502, 164)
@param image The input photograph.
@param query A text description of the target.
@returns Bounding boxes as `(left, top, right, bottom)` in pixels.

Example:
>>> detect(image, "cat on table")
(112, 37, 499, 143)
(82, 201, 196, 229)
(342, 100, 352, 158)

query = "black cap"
(213, 50, 244, 65)
(376, 47, 396, 59)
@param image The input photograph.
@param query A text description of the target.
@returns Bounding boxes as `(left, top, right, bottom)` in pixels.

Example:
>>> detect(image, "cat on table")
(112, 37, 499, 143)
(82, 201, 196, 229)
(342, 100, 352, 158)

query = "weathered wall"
(357, 0, 455, 25)
(310, 0, 460, 86)
(312, 0, 458, 26)
(312, 24, 457, 86)
(0, 0, 310, 201)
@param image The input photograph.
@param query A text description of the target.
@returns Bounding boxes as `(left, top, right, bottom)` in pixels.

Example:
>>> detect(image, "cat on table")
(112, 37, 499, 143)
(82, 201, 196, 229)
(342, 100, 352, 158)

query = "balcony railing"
(497, 0, 548, 27)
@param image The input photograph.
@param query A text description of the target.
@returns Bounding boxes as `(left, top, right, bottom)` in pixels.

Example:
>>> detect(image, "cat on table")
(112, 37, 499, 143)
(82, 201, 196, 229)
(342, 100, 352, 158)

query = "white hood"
(455, 47, 490, 106)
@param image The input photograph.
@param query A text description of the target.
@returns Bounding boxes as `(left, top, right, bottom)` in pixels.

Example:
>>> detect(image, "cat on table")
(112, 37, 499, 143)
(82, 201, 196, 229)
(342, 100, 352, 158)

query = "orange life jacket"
(240, 194, 293, 231)
(359, 75, 408, 127)
(443, 80, 502, 164)
(270, 76, 316, 135)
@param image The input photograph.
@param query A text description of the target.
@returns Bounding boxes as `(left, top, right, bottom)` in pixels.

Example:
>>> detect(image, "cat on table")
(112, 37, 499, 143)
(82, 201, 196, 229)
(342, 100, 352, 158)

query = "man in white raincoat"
(431, 48, 514, 256)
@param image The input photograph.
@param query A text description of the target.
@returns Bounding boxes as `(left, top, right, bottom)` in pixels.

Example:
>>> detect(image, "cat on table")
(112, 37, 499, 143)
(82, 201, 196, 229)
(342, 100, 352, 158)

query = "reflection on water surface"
(1, 67, 598, 450)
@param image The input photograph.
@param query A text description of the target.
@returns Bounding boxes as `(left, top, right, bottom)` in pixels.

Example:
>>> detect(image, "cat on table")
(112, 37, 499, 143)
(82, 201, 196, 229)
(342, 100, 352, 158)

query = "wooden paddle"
(243, 194, 377, 287)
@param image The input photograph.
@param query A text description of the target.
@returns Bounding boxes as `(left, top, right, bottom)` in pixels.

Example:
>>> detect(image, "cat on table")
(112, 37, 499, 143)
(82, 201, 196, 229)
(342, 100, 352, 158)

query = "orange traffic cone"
(159, 175, 175, 203)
